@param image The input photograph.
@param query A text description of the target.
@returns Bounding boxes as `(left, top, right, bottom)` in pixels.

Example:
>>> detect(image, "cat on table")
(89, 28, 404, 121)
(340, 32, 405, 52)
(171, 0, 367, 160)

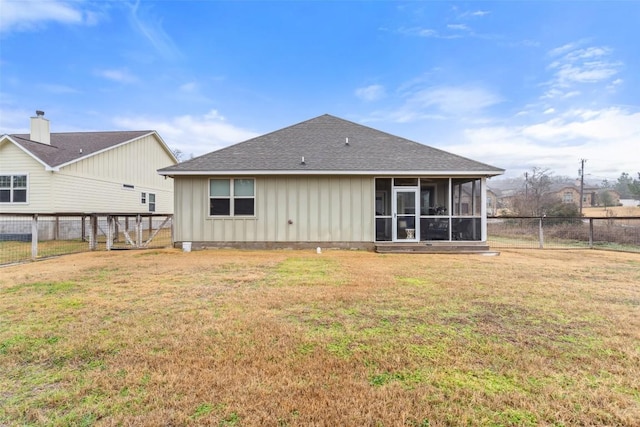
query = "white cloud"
(355, 84, 385, 102)
(113, 110, 259, 157)
(543, 42, 622, 99)
(607, 78, 623, 91)
(447, 24, 470, 31)
(180, 82, 198, 92)
(363, 84, 502, 125)
(456, 9, 491, 19)
(406, 85, 502, 115)
(548, 42, 581, 58)
(454, 107, 640, 179)
(37, 83, 80, 94)
(0, 0, 95, 33)
(95, 68, 138, 84)
(398, 27, 461, 39)
(127, 0, 181, 60)
(523, 108, 640, 142)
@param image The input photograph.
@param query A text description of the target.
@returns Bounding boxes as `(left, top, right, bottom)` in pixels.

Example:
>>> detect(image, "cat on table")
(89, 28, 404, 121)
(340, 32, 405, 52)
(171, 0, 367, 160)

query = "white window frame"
(208, 178, 255, 217)
(0, 173, 29, 204)
(148, 193, 156, 212)
(141, 192, 147, 205)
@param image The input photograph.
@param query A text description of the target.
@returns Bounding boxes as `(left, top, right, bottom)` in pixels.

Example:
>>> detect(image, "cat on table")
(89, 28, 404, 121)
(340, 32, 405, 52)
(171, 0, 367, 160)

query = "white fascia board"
(0, 135, 55, 170)
(148, 131, 179, 164)
(159, 169, 505, 177)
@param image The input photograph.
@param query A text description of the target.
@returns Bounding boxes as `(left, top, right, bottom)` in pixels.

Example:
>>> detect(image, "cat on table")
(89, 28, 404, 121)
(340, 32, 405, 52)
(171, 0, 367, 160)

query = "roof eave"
(158, 169, 505, 177)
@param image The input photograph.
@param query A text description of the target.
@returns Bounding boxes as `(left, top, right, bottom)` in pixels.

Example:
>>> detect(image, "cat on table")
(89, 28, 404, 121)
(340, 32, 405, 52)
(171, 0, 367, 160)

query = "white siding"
(54, 134, 174, 213)
(174, 176, 374, 243)
(0, 142, 53, 213)
(50, 173, 173, 213)
(0, 135, 175, 214)
(63, 134, 171, 185)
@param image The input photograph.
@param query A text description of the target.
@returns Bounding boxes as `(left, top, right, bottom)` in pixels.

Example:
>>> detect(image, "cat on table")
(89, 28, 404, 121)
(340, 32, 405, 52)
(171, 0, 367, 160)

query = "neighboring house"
(552, 184, 583, 206)
(158, 114, 504, 249)
(590, 187, 621, 207)
(550, 183, 620, 208)
(490, 182, 622, 215)
(0, 111, 177, 214)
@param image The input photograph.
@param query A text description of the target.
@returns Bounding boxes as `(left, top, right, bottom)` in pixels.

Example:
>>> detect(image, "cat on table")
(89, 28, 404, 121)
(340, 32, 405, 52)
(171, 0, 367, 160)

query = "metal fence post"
(538, 217, 544, 249)
(589, 218, 594, 248)
(170, 214, 174, 246)
(31, 214, 38, 260)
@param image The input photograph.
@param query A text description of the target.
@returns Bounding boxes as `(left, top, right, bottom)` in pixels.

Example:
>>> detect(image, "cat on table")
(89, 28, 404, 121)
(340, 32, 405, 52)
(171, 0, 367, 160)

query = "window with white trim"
(209, 178, 255, 216)
(148, 193, 156, 212)
(0, 174, 27, 203)
(141, 192, 147, 204)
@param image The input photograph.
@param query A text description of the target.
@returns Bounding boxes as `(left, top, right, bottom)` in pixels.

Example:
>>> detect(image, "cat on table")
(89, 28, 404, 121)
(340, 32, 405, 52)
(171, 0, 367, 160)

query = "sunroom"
(375, 177, 485, 243)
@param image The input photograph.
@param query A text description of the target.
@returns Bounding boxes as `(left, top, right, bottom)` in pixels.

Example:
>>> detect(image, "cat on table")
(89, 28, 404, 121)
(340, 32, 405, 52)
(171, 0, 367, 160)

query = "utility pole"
(579, 159, 587, 216)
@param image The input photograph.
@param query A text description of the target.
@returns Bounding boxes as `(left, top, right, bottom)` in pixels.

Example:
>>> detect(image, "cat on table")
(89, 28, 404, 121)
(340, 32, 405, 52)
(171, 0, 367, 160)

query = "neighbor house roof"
(2, 131, 167, 170)
(158, 114, 505, 177)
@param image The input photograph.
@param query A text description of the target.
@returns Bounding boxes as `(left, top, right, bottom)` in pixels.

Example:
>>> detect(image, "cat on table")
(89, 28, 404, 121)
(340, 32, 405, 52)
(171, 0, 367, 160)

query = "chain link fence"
(1, 213, 173, 265)
(488, 216, 640, 253)
(2, 214, 639, 265)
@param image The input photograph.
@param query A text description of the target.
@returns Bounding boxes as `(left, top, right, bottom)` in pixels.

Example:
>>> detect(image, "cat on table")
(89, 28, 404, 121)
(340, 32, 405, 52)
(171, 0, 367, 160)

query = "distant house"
(550, 183, 620, 208)
(489, 182, 622, 216)
(553, 184, 583, 206)
(158, 114, 504, 250)
(0, 111, 177, 214)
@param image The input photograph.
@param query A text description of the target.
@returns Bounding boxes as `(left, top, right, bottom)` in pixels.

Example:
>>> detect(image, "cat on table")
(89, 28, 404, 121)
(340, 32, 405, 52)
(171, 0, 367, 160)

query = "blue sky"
(1, 0, 638, 181)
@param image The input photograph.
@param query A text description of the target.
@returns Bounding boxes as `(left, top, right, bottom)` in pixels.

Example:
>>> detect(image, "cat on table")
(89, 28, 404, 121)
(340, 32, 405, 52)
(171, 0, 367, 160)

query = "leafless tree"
(512, 167, 556, 216)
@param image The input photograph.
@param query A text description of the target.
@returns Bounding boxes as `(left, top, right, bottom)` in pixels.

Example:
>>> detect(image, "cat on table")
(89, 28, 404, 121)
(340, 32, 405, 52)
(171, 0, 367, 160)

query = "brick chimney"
(30, 110, 50, 144)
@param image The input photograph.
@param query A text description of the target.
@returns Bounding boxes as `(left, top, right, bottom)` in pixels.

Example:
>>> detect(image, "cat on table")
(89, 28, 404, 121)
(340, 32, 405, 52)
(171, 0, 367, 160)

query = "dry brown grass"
(1, 249, 639, 426)
(583, 205, 640, 217)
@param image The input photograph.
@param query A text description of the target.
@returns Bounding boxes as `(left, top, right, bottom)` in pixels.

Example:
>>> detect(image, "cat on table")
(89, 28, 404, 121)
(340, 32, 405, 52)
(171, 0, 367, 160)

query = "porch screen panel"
(375, 178, 392, 241)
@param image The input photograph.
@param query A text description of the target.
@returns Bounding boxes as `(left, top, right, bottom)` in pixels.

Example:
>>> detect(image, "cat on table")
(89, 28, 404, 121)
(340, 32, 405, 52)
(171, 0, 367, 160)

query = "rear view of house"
(158, 114, 504, 251)
(0, 111, 177, 214)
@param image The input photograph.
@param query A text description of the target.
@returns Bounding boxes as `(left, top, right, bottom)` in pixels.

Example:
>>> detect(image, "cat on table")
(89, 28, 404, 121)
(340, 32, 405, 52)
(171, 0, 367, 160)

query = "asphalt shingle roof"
(159, 114, 504, 176)
(7, 131, 153, 168)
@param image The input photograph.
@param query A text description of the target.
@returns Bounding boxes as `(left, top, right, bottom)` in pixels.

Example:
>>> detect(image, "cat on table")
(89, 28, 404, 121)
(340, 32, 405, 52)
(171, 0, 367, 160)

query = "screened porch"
(374, 177, 486, 243)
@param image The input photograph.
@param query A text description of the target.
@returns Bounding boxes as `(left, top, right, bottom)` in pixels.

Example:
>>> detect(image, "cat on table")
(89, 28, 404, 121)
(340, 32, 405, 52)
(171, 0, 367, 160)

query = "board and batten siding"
(0, 142, 53, 213)
(174, 176, 374, 243)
